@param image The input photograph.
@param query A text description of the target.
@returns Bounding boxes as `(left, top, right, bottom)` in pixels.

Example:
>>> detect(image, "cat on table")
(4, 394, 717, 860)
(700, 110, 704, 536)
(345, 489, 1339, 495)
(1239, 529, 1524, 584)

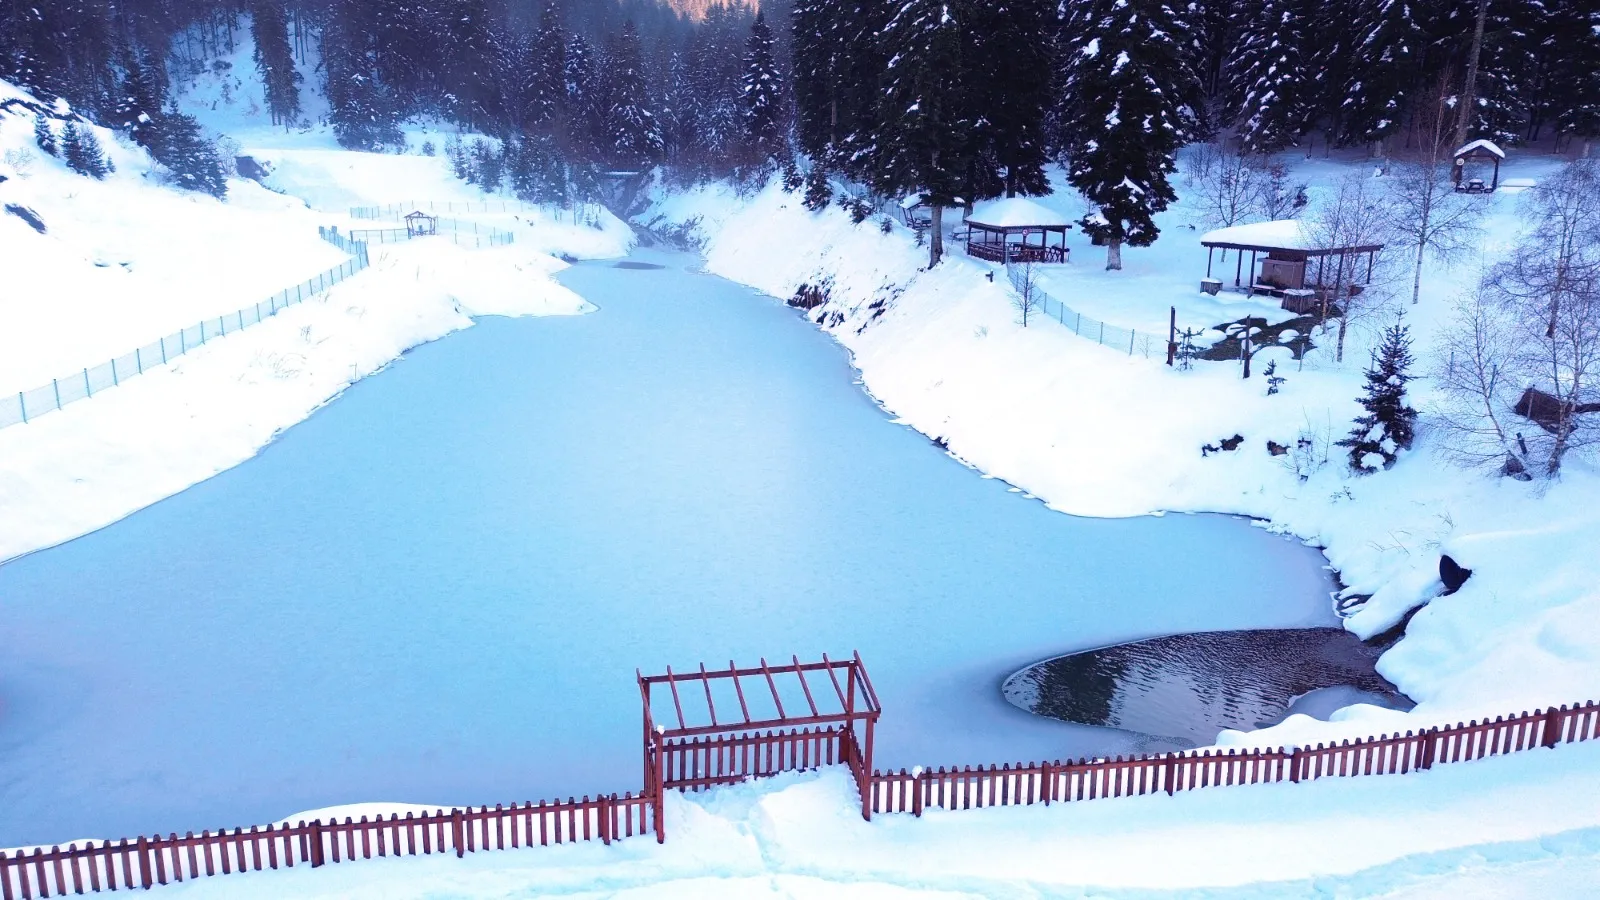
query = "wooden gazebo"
(963, 197, 1070, 263)
(638, 653, 882, 824)
(1200, 219, 1383, 312)
(404, 210, 437, 237)
(1452, 139, 1505, 193)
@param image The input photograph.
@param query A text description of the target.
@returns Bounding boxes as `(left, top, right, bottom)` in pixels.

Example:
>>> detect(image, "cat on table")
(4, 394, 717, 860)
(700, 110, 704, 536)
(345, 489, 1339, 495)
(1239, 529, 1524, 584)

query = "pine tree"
(33, 112, 57, 156)
(741, 11, 784, 163)
(323, 2, 404, 150)
(1337, 0, 1423, 152)
(1339, 322, 1417, 473)
(1228, 0, 1313, 152)
(1547, 0, 1600, 154)
(144, 111, 228, 198)
(252, 0, 302, 130)
(563, 33, 600, 163)
(602, 21, 663, 170)
(802, 165, 831, 210)
(790, 0, 835, 162)
(964, 0, 1053, 198)
(873, 0, 972, 268)
(1058, 0, 1196, 269)
(114, 48, 166, 143)
(61, 122, 112, 178)
(528, 0, 567, 134)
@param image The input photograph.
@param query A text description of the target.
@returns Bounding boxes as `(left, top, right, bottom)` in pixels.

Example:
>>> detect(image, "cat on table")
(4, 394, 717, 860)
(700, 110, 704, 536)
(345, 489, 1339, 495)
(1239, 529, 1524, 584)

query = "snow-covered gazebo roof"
(1454, 139, 1506, 160)
(965, 197, 1071, 232)
(1200, 219, 1383, 256)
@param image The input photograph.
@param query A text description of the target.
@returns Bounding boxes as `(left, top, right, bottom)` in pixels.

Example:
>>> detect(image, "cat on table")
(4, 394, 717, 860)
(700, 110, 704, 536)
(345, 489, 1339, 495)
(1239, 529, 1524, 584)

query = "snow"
(1455, 138, 1507, 159)
(1200, 218, 1315, 251)
(638, 149, 1600, 769)
(92, 743, 1600, 898)
(964, 196, 1069, 229)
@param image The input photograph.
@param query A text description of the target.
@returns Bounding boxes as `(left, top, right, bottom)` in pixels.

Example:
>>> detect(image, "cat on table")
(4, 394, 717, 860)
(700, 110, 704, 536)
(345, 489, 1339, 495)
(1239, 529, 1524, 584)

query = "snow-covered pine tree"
(322, 1, 403, 150)
(1339, 322, 1418, 473)
(1547, 0, 1600, 154)
(833, 0, 892, 182)
(144, 111, 227, 198)
(741, 11, 784, 163)
(1184, 0, 1239, 137)
(873, 0, 972, 268)
(440, 0, 499, 131)
(1227, 0, 1313, 152)
(528, 0, 567, 135)
(790, 0, 835, 163)
(61, 122, 111, 178)
(1057, 0, 1195, 270)
(1338, 0, 1423, 154)
(114, 48, 166, 144)
(603, 21, 664, 170)
(251, 0, 301, 130)
(802, 165, 831, 210)
(964, 0, 1053, 198)
(33, 112, 57, 156)
(563, 33, 601, 164)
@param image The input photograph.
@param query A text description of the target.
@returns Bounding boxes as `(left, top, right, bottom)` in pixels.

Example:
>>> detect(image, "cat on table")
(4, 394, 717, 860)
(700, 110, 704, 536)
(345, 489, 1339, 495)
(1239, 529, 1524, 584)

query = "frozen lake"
(0, 248, 1334, 846)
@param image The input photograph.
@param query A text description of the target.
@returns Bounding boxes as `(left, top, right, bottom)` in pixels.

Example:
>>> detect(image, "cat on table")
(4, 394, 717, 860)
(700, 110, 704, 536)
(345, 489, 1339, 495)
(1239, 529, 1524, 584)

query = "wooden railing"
(659, 726, 847, 792)
(6, 701, 1596, 897)
(0, 793, 653, 899)
(869, 701, 1600, 816)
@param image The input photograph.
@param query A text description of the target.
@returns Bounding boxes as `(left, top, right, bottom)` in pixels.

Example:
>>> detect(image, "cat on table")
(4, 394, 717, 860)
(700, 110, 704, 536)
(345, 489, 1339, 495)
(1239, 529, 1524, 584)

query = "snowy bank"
(638, 174, 1600, 748)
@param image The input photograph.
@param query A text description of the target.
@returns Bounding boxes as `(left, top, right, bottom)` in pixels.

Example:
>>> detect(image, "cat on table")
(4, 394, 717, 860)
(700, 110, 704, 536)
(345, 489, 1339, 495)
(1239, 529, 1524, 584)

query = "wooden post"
(1542, 706, 1566, 748)
(450, 809, 465, 858)
(1418, 729, 1438, 769)
(860, 716, 876, 822)
(1163, 755, 1179, 795)
(653, 745, 666, 844)
(137, 836, 153, 889)
(1288, 748, 1304, 783)
(309, 820, 325, 867)
(1167, 306, 1177, 366)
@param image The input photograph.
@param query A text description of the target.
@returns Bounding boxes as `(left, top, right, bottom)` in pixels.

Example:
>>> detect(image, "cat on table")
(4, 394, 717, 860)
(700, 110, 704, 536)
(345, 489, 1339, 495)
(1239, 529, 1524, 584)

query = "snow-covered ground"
(124, 741, 1600, 898)
(0, 75, 633, 563)
(638, 157, 1600, 751)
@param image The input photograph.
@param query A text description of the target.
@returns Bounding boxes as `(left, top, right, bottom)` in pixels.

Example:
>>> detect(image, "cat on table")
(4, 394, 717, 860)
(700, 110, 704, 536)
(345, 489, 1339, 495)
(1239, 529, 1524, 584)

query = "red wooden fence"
(869, 701, 1600, 816)
(0, 793, 653, 899)
(4, 697, 1596, 898)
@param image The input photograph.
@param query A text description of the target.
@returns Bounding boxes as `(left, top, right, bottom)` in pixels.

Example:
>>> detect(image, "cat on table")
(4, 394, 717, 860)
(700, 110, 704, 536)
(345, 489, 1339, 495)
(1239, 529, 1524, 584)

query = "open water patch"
(1003, 628, 1412, 750)
(612, 260, 666, 270)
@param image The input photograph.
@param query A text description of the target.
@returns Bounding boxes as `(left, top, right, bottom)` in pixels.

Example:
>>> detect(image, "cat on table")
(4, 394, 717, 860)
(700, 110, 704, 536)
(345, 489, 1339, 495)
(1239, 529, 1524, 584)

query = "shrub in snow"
(139, 111, 227, 198)
(33, 113, 58, 156)
(1339, 322, 1417, 474)
(61, 123, 112, 179)
(1264, 359, 1285, 395)
(781, 156, 803, 193)
(421, 140, 436, 157)
(803, 168, 831, 210)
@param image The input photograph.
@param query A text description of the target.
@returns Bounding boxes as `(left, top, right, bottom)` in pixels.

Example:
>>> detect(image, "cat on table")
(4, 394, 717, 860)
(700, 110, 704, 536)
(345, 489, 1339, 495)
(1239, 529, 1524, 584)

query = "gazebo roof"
(966, 196, 1071, 230)
(1454, 139, 1506, 160)
(1200, 219, 1384, 256)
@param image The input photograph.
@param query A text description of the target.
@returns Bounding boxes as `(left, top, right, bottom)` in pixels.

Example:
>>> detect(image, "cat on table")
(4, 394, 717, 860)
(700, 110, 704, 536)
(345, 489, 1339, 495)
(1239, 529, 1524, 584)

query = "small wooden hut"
(899, 195, 934, 229)
(1452, 139, 1505, 193)
(404, 210, 438, 237)
(962, 197, 1070, 263)
(1200, 220, 1383, 313)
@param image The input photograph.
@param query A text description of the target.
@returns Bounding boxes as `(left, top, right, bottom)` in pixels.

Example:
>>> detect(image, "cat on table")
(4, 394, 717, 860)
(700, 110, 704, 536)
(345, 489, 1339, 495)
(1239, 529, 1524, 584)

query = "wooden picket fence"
(0, 794, 653, 899)
(5, 699, 1597, 897)
(868, 701, 1600, 816)
(657, 726, 849, 792)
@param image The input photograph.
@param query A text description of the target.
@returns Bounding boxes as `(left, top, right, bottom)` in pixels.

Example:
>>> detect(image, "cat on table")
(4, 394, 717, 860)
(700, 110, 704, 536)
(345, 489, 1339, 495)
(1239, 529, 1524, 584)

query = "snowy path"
(0, 248, 1332, 847)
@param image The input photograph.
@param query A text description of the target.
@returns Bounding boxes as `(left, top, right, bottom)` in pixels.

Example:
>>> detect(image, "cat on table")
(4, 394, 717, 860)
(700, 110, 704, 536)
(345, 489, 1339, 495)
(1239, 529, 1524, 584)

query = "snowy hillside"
(639, 159, 1600, 750)
(0, 76, 632, 562)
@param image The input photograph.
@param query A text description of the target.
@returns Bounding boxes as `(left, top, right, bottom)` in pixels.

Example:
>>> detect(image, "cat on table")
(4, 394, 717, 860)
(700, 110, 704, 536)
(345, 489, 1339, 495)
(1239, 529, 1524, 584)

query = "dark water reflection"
(1003, 628, 1412, 750)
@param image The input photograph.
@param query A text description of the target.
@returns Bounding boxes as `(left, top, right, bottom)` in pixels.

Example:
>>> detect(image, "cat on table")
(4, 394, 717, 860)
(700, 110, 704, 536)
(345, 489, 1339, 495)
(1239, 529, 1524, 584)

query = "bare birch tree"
(1309, 174, 1395, 362)
(1431, 282, 1529, 475)
(1008, 258, 1044, 327)
(1186, 141, 1261, 229)
(1386, 78, 1483, 306)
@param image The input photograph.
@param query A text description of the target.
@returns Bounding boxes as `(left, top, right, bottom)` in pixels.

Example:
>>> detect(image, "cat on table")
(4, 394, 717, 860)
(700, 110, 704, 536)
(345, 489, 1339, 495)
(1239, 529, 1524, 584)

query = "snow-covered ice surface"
(0, 246, 1335, 846)
(119, 741, 1600, 898)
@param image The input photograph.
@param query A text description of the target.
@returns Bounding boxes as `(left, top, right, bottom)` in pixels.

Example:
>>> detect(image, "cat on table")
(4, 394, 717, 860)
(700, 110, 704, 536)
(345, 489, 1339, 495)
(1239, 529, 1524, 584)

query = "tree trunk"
(1454, 0, 1491, 148)
(1412, 241, 1426, 305)
(929, 204, 944, 268)
(1106, 238, 1123, 271)
(1337, 317, 1349, 363)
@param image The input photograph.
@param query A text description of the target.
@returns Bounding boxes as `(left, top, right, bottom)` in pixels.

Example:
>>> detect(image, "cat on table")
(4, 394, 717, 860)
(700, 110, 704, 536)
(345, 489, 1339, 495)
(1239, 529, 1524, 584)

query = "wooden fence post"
(913, 769, 926, 817)
(137, 836, 154, 889)
(1163, 755, 1179, 795)
(0, 850, 11, 900)
(1288, 748, 1304, 783)
(599, 796, 613, 846)
(308, 820, 325, 867)
(1040, 762, 1053, 806)
(1419, 729, 1439, 769)
(450, 809, 465, 858)
(1542, 706, 1567, 748)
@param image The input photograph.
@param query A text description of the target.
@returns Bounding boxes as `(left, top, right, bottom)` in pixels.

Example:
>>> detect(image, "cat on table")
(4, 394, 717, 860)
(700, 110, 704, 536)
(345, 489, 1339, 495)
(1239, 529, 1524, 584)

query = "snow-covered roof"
(1200, 219, 1313, 251)
(965, 197, 1071, 229)
(899, 194, 925, 209)
(1454, 139, 1505, 159)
